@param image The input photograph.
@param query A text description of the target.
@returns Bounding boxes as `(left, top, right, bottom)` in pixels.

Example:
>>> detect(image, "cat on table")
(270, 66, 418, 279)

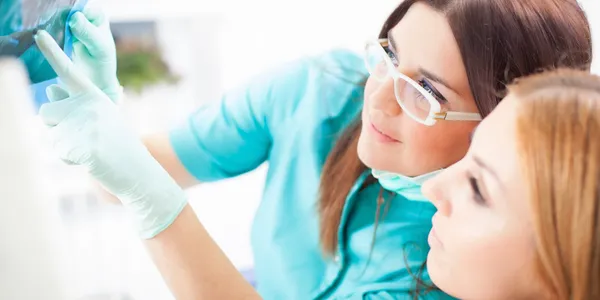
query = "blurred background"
(4, 0, 600, 299)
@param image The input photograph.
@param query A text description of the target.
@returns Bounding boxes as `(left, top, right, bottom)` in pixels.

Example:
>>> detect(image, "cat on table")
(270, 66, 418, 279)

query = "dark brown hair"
(319, 0, 593, 255)
(511, 69, 600, 300)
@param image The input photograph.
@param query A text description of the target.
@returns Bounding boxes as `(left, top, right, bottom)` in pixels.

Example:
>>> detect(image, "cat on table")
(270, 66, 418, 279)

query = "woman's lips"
(429, 214, 444, 249)
(369, 122, 400, 143)
(428, 226, 444, 249)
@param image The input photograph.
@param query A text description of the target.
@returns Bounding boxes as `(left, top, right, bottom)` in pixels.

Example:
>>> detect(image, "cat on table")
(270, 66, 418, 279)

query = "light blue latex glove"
(35, 30, 186, 239)
(68, 8, 122, 102)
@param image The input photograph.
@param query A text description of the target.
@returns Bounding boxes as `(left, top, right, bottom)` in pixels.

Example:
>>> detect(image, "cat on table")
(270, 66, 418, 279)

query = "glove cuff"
(104, 85, 124, 104)
(124, 186, 189, 239)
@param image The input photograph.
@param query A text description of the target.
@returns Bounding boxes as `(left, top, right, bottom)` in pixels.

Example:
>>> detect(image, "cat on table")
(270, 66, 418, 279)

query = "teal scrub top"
(169, 50, 453, 300)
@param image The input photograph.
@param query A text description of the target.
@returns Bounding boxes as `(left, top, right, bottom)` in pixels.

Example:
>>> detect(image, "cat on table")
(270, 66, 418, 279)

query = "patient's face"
(421, 97, 544, 299)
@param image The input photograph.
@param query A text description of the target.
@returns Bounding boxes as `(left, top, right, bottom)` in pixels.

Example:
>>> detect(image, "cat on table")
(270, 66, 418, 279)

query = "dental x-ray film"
(0, 0, 88, 107)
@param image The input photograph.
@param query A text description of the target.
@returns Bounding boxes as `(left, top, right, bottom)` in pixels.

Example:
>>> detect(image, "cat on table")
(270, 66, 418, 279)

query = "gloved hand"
(68, 8, 122, 102)
(35, 30, 186, 239)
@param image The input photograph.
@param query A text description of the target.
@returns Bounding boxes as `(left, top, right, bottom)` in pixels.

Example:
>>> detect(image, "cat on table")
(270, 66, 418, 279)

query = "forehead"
(389, 3, 468, 92)
(474, 98, 519, 163)
(473, 97, 529, 216)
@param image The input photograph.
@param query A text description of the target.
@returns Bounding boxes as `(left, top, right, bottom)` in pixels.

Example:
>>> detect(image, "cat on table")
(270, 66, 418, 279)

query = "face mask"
(371, 169, 442, 202)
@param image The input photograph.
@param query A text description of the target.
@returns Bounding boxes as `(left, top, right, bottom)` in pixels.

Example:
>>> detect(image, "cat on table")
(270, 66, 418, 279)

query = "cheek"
(405, 123, 475, 169)
(362, 78, 377, 109)
(429, 214, 536, 299)
(360, 80, 375, 129)
(400, 125, 452, 171)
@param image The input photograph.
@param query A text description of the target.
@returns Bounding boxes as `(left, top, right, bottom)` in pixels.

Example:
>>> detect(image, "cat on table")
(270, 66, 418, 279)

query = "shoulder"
(254, 48, 367, 97)
(311, 48, 367, 84)
(263, 49, 367, 124)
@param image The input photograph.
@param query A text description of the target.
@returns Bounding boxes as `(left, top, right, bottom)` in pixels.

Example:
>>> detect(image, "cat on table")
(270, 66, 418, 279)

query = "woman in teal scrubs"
(36, 0, 592, 299)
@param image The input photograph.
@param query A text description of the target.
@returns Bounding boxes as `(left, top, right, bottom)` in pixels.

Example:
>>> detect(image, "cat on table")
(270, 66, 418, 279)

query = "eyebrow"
(418, 68, 456, 93)
(387, 32, 457, 94)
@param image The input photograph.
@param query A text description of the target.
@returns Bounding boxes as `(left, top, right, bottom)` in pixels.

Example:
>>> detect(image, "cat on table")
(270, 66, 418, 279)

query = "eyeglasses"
(363, 39, 482, 126)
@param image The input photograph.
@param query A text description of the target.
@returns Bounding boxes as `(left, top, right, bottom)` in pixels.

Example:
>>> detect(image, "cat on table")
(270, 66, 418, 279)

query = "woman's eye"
(383, 47, 399, 65)
(468, 176, 488, 206)
(419, 80, 435, 95)
(389, 54, 399, 66)
(418, 79, 446, 103)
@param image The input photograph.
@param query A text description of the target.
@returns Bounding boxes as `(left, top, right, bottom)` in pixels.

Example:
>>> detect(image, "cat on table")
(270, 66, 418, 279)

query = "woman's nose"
(422, 173, 452, 216)
(367, 77, 402, 117)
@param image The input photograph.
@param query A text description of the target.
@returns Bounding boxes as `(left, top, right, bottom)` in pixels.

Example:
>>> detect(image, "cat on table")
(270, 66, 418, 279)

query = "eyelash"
(417, 79, 446, 104)
(384, 47, 399, 65)
(468, 175, 487, 206)
(384, 48, 447, 104)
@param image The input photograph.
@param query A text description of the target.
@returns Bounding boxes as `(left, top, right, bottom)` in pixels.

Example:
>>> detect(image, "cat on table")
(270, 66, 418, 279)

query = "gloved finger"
(34, 30, 96, 93)
(72, 40, 92, 61)
(46, 84, 70, 102)
(38, 96, 84, 126)
(69, 12, 107, 57)
(82, 6, 107, 27)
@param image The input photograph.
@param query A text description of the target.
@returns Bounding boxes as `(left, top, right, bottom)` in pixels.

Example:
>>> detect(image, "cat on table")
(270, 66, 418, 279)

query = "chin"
(427, 263, 453, 298)
(426, 255, 442, 286)
(427, 254, 467, 300)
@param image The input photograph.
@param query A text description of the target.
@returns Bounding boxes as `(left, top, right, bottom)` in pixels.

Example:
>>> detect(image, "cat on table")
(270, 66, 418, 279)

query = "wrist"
(122, 182, 189, 239)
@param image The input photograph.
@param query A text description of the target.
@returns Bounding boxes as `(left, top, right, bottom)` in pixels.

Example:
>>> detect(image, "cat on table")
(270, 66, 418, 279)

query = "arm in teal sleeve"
(169, 58, 313, 181)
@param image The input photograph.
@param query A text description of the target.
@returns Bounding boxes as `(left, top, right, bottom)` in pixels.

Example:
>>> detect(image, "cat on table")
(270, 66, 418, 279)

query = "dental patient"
(36, 23, 599, 300)
(421, 70, 600, 300)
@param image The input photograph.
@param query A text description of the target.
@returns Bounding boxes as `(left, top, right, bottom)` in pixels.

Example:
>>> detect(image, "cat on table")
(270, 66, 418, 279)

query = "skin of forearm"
(144, 205, 262, 300)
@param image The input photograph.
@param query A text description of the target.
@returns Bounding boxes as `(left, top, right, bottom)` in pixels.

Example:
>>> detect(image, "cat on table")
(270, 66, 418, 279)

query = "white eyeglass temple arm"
(437, 112, 483, 121)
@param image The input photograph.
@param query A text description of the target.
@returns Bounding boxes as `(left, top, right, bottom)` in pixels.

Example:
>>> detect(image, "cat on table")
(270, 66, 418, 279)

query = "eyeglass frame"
(363, 38, 482, 126)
